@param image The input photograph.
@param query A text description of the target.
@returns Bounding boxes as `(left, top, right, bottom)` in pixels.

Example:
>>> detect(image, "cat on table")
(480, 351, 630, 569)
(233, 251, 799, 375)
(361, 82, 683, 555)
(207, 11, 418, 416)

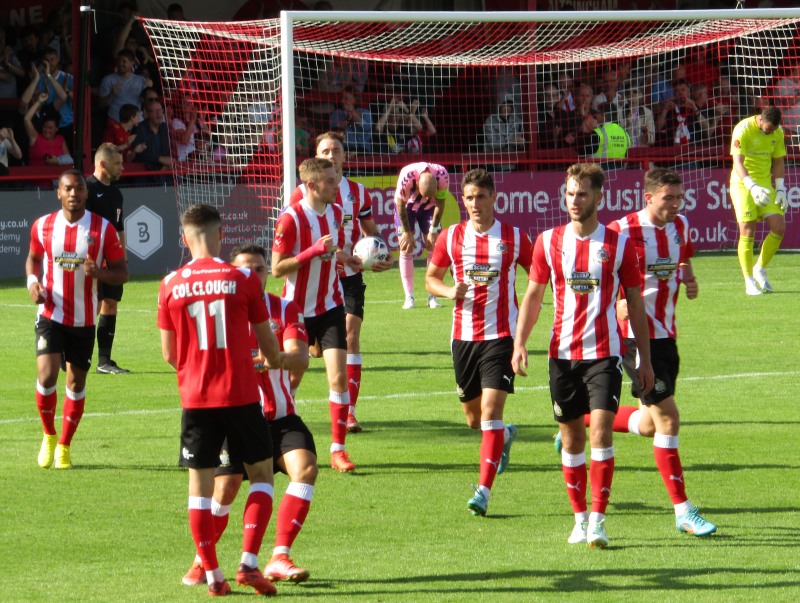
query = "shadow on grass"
(289, 566, 800, 597)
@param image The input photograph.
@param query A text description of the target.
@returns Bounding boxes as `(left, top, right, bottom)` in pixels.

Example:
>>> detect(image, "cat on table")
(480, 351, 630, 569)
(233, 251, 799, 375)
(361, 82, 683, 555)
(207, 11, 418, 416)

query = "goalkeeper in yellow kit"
(729, 106, 787, 296)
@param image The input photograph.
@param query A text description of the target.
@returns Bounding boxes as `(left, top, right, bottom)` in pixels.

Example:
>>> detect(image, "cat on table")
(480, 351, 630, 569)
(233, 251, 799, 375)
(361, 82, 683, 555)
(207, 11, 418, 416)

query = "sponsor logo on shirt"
(466, 263, 499, 285)
(55, 252, 85, 271)
(567, 271, 599, 293)
(647, 257, 678, 280)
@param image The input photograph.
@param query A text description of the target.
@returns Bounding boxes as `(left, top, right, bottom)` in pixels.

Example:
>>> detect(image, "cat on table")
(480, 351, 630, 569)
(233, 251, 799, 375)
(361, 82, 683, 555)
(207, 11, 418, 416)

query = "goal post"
(140, 8, 800, 258)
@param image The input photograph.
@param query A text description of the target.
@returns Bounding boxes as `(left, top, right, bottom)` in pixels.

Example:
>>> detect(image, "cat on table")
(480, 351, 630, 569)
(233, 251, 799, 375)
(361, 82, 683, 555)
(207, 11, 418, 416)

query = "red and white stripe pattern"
(431, 219, 531, 342)
(530, 224, 641, 360)
(30, 210, 124, 327)
(394, 162, 450, 212)
(273, 200, 345, 317)
(290, 178, 372, 277)
(255, 294, 308, 421)
(609, 211, 693, 340)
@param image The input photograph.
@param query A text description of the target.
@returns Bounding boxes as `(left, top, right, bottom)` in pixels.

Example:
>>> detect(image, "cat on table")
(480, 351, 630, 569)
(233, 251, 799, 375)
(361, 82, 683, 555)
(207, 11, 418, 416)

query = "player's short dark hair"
(315, 130, 345, 149)
(95, 142, 122, 164)
(230, 243, 267, 262)
(672, 77, 691, 89)
(59, 169, 86, 186)
(119, 103, 139, 124)
(644, 167, 682, 194)
(462, 168, 495, 194)
(299, 157, 334, 183)
(117, 49, 135, 62)
(182, 204, 221, 229)
(761, 105, 782, 127)
(566, 163, 605, 191)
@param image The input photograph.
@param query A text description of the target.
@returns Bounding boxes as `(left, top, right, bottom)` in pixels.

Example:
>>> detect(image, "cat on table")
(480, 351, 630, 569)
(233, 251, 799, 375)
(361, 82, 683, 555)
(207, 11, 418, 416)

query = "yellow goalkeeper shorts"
(729, 180, 783, 223)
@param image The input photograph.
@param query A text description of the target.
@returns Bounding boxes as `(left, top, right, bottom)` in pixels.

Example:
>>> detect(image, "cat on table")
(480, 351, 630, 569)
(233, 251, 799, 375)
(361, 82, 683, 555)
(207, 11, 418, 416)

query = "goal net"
(139, 9, 800, 259)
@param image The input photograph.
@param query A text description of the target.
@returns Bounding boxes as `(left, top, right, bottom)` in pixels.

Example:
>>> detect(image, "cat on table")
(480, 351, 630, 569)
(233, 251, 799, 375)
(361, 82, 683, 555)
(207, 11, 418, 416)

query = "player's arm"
(119, 231, 127, 262)
(511, 280, 547, 377)
(680, 259, 698, 299)
(395, 196, 415, 254)
(252, 319, 283, 370)
(426, 262, 467, 301)
(272, 234, 335, 278)
(282, 336, 309, 390)
(426, 195, 445, 249)
(25, 249, 46, 304)
(624, 285, 654, 396)
(160, 328, 177, 369)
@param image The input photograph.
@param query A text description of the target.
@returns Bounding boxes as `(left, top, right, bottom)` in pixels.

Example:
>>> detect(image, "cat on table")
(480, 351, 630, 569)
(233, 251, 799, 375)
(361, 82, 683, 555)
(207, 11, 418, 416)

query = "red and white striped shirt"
(394, 162, 450, 212)
(273, 199, 345, 317)
(430, 219, 532, 342)
(29, 210, 124, 327)
(252, 293, 308, 421)
(609, 211, 693, 340)
(290, 177, 373, 277)
(531, 224, 641, 360)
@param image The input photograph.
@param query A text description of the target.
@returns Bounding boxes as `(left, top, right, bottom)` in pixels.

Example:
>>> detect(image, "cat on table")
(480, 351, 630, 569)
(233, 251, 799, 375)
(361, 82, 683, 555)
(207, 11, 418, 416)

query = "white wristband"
(775, 177, 785, 190)
(27, 274, 39, 288)
(743, 176, 755, 190)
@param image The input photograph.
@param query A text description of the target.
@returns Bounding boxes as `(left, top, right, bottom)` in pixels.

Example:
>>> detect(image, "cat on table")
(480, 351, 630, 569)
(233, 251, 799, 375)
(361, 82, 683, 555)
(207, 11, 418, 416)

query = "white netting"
(140, 11, 800, 257)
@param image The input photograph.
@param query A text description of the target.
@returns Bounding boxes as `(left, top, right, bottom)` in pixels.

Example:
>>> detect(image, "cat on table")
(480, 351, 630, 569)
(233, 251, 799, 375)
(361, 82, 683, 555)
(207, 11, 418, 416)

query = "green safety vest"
(591, 122, 630, 159)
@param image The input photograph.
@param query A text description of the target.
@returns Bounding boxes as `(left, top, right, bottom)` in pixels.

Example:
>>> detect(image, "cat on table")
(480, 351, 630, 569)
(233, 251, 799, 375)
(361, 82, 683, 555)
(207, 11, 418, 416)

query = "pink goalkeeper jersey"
(531, 223, 641, 360)
(430, 219, 532, 342)
(289, 177, 373, 277)
(273, 199, 345, 317)
(30, 210, 125, 327)
(609, 210, 693, 340)
(394, 162, 450, 212)
(253, 293, 308, 421)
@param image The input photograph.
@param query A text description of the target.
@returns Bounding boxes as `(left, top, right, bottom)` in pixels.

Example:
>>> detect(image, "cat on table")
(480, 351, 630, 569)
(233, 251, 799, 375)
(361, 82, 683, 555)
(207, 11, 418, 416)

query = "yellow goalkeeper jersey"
(730, 115, 786, 185)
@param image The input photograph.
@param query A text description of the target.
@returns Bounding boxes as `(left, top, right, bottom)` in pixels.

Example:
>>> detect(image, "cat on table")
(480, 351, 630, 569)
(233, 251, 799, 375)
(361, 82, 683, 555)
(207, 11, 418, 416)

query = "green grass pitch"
(1, 253, 799, 602)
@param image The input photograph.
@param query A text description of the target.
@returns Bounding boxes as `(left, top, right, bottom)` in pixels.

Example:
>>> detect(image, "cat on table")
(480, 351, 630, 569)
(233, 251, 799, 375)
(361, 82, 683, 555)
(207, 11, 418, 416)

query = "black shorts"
(452, 337, 515, 402)
(34, 315, 95, 371)
(304, 305, 347, 352)
(549, 357, 623, 422)
(216, 414, 316, 477)
(179, 403, 272, 469)
(97, 282, 124, 302)
(340, 273, 366, 320)
(622, 338, 679, 405)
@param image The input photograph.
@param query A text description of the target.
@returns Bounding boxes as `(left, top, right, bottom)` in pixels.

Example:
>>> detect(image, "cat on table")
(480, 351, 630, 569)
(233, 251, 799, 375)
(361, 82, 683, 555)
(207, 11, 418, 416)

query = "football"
(352, 236, 390, 270)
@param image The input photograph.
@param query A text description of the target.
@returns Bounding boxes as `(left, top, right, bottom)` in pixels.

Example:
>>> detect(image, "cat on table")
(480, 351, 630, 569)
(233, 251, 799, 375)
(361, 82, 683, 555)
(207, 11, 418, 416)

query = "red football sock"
(241, 484, 274, 556)
(329, 390, 349, 446)
(653, 434, 688, 504)
(213, 510, 230, 543)
(478, 421, 505, 490)
(562, 462, 588, 513)
(274, 482, 313, 549)
(346, 359, 362, 410)
(36, 383, 57, 435)
(189, 502, 219, 571)
(589, 447, 615, 514)
(59, 389, 85, 446)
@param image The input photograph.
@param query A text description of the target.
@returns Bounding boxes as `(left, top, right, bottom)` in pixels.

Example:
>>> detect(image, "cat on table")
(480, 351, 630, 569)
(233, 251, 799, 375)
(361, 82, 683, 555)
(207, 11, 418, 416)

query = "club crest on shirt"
(496, 242, 507, 253)
(733, 139, 741, 148)
(674, 232, 684, 245)
(85, 233, 95, 246)
(647, 257, 678, 280)
(566, 271, 599, 294)
(347, 193, 355, 203)
(654, 379, 667, 394)
(596, 247, 610, 263)
(269, 320, 280, 333)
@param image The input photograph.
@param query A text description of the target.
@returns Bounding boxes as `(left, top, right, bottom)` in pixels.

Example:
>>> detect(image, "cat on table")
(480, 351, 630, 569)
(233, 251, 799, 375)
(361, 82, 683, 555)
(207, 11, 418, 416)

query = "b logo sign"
(125, 205, 163, 260)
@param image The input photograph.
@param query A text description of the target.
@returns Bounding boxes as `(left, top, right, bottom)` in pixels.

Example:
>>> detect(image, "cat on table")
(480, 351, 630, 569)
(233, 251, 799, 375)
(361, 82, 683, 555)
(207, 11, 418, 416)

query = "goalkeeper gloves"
(750, 184, 771, 207)
(774, 178, 788, 212)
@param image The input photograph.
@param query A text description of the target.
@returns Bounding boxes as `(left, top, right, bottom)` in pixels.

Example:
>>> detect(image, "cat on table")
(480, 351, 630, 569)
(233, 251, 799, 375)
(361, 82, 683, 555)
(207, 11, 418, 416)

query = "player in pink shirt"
(512, 163, 654, 548)
(394, 161, 449, 309)
(26, 170, 128, 470)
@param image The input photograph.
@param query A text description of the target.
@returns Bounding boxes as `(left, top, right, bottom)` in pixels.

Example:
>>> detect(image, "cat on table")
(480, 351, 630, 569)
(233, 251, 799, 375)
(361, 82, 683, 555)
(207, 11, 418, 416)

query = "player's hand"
(750, 184, 771, 207)
(775, 186, 788, 212)
(616, 298, 629, 322)
(511, 346, 528, 377)
(28, 280, 46, 304)
(637, 361, 655, 396)
(253, 352, 268, 372)
(399, 231, 415, 254)
(344, 254, 363, 272)
(371, 255, 394, 272)
(449, 281, 469, 300)
(83, 254, 99, 279)
(683, 275, 699, 299)
(308, 341, 322, 358)
(425, 230, 439, 250)
(264, 351, 284, 371)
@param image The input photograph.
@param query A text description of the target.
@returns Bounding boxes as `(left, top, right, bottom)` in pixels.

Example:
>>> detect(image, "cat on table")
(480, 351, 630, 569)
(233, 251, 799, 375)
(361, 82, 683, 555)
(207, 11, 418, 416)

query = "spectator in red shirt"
(101, 103, 144, 161)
